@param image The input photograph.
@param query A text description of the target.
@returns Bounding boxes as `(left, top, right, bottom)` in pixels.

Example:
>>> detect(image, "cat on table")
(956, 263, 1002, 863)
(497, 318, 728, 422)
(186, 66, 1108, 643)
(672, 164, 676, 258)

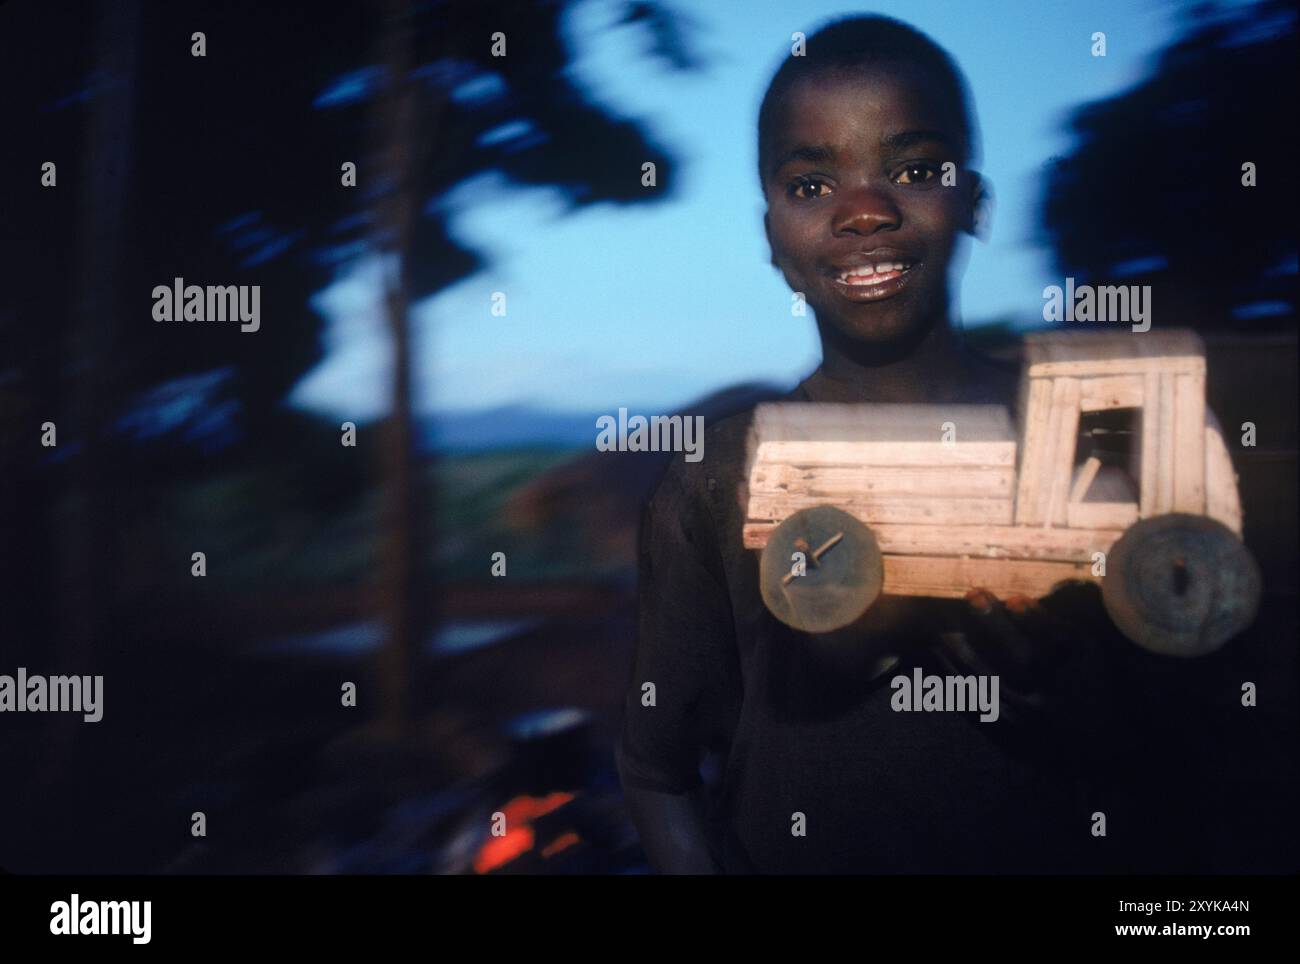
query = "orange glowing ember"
(541, 831, 581, 859)
(472, 792, 576, 873)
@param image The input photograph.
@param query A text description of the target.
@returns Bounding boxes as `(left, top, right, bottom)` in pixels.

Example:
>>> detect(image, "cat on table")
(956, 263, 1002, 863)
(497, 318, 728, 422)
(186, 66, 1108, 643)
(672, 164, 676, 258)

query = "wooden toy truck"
(744, 329, 1261, 656)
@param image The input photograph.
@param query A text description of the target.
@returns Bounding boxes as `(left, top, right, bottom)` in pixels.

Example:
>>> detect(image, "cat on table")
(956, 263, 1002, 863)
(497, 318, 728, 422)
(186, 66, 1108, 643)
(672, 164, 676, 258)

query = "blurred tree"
(0, 0, 700, 734)
(1042, 0, 1296, 331)
(349, 0, 701, 735)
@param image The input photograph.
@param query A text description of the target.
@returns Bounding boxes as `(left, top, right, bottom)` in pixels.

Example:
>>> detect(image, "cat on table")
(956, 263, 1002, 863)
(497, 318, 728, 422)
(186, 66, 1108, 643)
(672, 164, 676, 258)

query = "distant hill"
(421, 384, 791, 452)
(490, 381, 791, 580)
(421, 405, 596, 451)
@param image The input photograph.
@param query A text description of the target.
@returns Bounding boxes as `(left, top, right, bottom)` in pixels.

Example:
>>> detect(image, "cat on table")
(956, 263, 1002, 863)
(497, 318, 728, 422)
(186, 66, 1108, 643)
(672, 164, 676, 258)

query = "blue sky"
(290, 0, 1196, 421)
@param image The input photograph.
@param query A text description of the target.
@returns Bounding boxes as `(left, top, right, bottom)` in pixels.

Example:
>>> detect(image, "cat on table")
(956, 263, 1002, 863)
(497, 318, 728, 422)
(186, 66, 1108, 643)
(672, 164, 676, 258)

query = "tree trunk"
(43, 0, 140, 780)
(371, 0, 433, 739)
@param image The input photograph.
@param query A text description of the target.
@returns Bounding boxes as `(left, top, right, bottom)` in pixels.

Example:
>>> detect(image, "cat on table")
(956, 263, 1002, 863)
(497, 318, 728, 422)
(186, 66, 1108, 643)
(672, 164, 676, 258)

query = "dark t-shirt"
(618, 362, 1106, 872)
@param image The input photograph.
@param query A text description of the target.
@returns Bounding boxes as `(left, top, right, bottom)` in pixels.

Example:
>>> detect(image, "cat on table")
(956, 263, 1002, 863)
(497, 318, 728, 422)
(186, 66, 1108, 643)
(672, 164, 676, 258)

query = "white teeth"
(838, 262, 910, 283)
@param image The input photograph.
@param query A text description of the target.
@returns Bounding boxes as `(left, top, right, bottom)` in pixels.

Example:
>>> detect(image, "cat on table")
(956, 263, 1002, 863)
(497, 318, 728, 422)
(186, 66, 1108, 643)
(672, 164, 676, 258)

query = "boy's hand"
(937, 582, 1130, 752)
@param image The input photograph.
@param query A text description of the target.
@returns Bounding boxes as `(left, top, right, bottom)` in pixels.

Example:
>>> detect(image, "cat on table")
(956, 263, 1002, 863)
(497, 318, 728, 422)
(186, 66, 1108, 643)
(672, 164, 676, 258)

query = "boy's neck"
(811, 316, 977, 404)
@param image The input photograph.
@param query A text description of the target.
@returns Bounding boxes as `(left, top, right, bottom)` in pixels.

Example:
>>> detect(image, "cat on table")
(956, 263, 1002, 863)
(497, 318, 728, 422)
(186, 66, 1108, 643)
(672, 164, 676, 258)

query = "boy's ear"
(968, 172, 993, 242)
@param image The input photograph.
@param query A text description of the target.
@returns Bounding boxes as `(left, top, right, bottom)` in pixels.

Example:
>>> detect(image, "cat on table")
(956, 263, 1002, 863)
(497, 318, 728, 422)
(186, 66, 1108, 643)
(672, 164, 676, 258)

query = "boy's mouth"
(826, 254, 919, 302)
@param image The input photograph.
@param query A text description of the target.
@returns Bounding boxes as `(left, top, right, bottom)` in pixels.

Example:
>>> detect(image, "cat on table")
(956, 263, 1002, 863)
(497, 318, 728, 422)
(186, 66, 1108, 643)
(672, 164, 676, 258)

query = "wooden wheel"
(1102, 513, 1261, 657)
(759, 506, 882, 635)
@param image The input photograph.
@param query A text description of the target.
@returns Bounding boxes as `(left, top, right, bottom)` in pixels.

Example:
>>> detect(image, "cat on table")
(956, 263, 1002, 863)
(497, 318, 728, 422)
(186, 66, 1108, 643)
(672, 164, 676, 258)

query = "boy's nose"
(831, 186, 901, 236)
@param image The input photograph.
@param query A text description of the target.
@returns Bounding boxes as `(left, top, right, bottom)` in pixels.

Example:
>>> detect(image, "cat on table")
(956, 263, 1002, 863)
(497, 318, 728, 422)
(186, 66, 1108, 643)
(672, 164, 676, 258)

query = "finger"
(965, 587, 997, 615)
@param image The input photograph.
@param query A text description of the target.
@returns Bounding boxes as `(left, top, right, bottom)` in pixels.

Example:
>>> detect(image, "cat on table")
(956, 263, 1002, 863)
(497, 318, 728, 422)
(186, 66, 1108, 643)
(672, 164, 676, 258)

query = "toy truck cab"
(745, 329, 1260, 656)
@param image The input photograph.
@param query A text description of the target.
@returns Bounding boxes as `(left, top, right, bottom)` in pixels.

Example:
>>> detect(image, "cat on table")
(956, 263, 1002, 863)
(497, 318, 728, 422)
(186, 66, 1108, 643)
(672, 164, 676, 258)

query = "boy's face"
(762, 62, 981, 348)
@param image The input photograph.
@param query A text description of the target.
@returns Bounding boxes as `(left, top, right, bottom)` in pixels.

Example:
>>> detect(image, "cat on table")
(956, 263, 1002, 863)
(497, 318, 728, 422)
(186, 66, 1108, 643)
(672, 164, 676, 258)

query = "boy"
(617, 16, 1123, 874)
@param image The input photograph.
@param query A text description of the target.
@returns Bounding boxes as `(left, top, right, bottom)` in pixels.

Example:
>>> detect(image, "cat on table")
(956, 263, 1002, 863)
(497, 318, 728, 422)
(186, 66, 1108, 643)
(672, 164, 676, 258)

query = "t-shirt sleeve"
(617, 453, 737, 795)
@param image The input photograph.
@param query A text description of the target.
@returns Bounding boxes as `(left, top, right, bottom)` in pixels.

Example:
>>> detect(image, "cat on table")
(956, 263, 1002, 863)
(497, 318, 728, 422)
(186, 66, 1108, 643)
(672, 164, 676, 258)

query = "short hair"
(757, 16, 981, 185)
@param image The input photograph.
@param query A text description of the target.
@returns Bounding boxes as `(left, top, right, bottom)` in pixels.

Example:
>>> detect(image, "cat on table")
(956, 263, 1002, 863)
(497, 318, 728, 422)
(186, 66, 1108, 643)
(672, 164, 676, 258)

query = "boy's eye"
(788, 175, 832, 200)
(894, 162, 941, 185)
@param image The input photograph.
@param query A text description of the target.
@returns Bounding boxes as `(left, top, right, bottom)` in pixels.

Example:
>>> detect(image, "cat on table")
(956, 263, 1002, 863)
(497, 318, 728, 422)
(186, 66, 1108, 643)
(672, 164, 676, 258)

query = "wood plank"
(743, 521, 1125, 560)
(754, 402, 1017, 443)
(1139, 370, 1160, 515)
(1172, 370, 1206, 513)
(742, 419, 760, 489)
(745, 494, 1015, 526)
(748, 464, 1015, 498)
(1044, 377, 1081, 526)
(1067, 501, 1139, 530)
(752, 439, 1014, 467)
(1079, 374, 1143, 411)
(881, 555, 1097, 599)
(1154, 371, 1177, 513)
(1028, 353, 1202, 378)
(1025, 329, 1205, 378)
(1069, 456, 1102, 503)
(751, 402, 1016, 466)
(1204, 408, 1243, 535)
(1014, 377, 1054, 524)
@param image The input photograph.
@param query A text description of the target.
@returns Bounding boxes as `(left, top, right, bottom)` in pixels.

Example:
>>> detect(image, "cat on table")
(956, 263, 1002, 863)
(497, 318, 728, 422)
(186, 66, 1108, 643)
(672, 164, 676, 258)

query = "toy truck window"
(1073, 407, 1140, 505)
